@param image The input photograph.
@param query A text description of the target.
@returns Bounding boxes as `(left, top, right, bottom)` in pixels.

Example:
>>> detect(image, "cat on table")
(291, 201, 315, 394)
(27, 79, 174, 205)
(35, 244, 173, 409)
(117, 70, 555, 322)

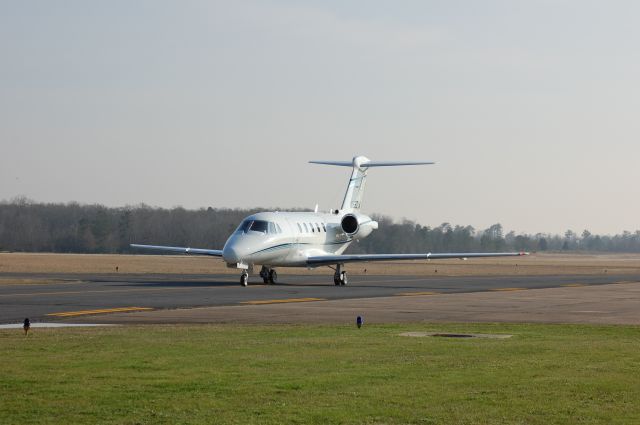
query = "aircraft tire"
(340, 271, 348, 286)
(269, 270, 278, 284)
(240, 272, 248, 287)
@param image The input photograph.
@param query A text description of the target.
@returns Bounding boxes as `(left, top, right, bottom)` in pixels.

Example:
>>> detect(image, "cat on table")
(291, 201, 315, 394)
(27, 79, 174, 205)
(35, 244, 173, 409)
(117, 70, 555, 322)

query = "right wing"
(130, 244, 223, 257)
(307, 252, 528, 266)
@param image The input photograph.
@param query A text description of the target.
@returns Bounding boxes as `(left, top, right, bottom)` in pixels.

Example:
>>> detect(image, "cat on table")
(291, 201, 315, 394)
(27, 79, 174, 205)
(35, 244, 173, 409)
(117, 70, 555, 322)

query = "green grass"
(1, 323, 640, 424)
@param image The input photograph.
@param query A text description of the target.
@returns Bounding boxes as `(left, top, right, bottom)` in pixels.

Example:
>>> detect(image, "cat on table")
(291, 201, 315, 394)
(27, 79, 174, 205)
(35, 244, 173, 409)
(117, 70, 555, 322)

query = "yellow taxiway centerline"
(47, 307, 154, 317)
(240, 297, 326, 305)
(561, 283, 586, 287)
(489, 287, 526, 292)
(395, 291, 440, 296)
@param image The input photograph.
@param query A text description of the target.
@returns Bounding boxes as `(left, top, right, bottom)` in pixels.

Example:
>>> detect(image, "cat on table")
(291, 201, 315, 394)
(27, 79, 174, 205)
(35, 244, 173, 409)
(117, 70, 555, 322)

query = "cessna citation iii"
(132, 156, 527, 286)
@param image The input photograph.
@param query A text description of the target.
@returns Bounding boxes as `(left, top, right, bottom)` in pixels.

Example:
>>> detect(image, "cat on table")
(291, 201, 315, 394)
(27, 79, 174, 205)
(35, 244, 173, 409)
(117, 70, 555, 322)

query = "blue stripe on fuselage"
(250, 240, 351, 256)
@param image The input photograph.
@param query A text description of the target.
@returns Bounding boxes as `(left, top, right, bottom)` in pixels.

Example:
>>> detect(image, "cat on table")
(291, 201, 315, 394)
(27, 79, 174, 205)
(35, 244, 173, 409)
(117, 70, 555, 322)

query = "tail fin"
(309, 156, 435, 211)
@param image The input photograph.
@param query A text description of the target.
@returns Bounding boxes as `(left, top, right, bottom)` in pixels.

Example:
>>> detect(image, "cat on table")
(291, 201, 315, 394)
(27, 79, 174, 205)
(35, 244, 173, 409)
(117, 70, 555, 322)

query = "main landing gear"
(240, 271, 249, 287)
(259, 266, 278, 284)
(333, 264, 348, 286)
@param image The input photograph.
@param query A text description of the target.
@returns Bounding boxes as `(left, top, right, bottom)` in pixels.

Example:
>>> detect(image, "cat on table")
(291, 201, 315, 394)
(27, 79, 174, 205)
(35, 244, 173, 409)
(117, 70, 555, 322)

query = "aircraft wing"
(130, 244, 223, 257)
(306, 252, 528, 266)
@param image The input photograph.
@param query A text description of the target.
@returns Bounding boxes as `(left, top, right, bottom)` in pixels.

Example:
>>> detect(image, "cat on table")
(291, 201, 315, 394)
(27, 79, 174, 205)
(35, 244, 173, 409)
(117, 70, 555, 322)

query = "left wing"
(130, 244, 223, 257)
(307, 252, 527, 266)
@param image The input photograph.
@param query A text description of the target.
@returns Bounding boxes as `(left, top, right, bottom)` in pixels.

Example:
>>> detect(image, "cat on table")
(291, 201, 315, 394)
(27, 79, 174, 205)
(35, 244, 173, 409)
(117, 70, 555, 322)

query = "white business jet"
(132, 156, 527, 286)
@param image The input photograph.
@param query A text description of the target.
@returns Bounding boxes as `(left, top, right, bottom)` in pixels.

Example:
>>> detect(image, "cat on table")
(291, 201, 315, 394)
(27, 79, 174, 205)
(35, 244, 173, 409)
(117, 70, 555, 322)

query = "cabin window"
(268, 222, 275, 234)
(276, 223, 282, 233)
(315, 223, 321, 232)
(309, 223, 314, 232)
(322, 223, 327, 232)
(303, 223, 308, 232)
(297, 223, 302, 232)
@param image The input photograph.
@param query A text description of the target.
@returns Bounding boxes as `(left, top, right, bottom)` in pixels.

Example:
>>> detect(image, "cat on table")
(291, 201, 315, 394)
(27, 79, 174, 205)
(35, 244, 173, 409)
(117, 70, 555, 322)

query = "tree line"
(1, 198, 640, 254)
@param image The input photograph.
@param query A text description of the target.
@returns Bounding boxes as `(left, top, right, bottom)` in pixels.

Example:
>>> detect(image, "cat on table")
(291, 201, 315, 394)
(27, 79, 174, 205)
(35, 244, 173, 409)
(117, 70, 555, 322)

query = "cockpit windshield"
(237, 220, 252, 233)
(249, 220, 269, 233)
(236, 220, 281, 234)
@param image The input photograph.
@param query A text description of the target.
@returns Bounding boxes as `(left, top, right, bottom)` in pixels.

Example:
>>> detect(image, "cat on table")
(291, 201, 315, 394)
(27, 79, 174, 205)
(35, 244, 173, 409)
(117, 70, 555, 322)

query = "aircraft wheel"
(259, 266, 268, 280)
(340, 271, 348, 286)
(240, 272, 248, 287)
(334, 274, 340, 285)
(269, 269, 278, 284)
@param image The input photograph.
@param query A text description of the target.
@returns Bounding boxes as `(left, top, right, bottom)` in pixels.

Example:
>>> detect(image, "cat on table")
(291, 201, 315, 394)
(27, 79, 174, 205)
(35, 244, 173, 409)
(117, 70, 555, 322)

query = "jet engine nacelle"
(340, 213, 379, 240)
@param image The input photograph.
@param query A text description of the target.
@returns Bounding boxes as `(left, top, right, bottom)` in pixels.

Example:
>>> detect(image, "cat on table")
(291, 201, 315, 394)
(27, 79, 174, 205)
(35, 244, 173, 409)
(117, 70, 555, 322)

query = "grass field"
(2, 252, 640, 279)
(2, 323, 640, 424)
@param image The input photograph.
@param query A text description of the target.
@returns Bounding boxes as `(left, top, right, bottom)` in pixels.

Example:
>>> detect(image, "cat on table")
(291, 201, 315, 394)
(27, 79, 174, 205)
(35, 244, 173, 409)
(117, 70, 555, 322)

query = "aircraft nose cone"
(222, 244, 240, 264)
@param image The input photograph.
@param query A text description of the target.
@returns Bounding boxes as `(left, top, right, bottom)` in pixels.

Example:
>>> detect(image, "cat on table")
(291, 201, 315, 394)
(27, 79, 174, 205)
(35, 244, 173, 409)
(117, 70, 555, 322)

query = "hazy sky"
(1, 1, 639, 235)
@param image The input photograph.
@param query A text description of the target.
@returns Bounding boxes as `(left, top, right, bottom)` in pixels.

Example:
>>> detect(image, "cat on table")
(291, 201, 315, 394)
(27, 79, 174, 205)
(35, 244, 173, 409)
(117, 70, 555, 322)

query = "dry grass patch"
(1, 252, 640, 277)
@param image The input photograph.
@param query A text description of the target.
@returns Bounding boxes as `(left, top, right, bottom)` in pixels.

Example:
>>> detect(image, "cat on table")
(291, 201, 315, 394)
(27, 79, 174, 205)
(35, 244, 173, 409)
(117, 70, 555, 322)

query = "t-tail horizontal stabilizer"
(309, 155, 435, 211)
(309, 160, 435, 168)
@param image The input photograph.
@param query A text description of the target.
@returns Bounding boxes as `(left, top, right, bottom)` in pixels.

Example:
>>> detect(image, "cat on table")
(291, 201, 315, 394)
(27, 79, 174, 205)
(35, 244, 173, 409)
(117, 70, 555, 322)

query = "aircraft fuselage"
(221, 210, 376, 270)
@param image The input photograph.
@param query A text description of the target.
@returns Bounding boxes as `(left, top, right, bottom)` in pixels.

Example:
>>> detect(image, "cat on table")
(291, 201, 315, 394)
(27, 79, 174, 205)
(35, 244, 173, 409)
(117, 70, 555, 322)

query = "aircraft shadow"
(101, 279, 424, 289)
(102, 280, 242, 288)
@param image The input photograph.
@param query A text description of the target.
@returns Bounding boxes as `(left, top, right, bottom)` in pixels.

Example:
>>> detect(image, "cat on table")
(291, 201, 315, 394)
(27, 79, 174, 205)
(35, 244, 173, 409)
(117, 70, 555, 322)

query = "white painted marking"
(0, 323, 117, 329)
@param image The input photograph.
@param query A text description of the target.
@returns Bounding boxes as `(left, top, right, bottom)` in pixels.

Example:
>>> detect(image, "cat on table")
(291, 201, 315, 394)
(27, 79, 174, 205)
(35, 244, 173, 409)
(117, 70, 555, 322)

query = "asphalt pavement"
(1, 272, 638, 323)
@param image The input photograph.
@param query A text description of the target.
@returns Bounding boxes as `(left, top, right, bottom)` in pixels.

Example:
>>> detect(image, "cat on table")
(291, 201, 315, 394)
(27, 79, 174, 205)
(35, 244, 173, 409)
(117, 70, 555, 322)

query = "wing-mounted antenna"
(309, 156, 435, 211)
